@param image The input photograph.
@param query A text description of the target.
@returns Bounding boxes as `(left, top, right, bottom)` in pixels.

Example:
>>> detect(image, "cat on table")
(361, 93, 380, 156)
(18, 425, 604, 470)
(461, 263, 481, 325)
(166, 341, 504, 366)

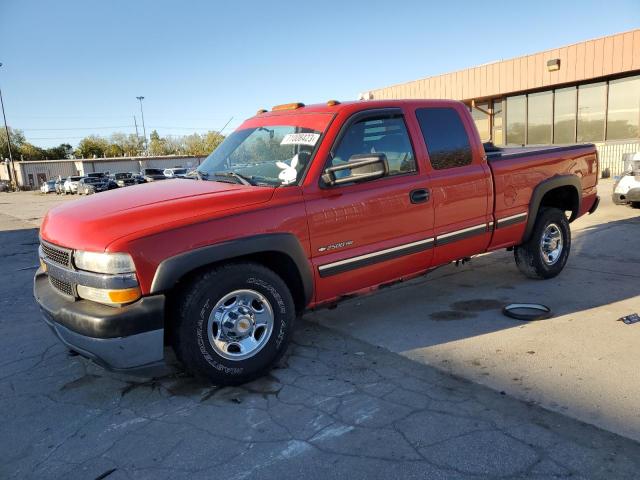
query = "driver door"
(303, 108, 435, 304)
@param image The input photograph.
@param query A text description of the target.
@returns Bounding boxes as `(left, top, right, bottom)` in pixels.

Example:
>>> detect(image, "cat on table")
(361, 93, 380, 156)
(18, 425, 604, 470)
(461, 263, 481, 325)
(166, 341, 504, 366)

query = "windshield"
(144, 169, 164, 175)
(69, 176, 82, 181)
(197, 125, 323, 186)
(172, 168, 187, 175)
(114, 173, 131, 179)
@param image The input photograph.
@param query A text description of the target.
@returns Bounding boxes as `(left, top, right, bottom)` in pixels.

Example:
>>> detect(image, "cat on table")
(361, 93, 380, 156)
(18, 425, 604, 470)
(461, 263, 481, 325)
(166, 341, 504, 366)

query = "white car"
(63, 176, 83, 194)
(40, 180, 56, 194)
(163, 167, 188, 178)
(612, 152, 640, 208)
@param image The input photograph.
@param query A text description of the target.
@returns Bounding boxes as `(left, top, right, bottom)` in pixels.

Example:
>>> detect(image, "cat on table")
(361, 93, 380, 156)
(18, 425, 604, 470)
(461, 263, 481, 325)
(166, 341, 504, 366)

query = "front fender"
(149, 233, 313, 305)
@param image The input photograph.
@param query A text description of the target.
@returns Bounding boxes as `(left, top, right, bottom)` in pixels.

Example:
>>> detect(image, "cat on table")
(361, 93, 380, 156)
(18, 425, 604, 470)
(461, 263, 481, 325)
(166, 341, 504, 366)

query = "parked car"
(131, 173, 146, 184)
(35, 99, 599, 385)
(141, 168, 167, 182)
(163, 167, 188, 178)
(111, 172, 137, 187)
(63, 176, 83, 194)
(40, 180, 56, 194)
(0, 180, 9, 192)
(78, 177, 109, 195)
(55, 178, 65, 195)
(612, 152, 640, 208)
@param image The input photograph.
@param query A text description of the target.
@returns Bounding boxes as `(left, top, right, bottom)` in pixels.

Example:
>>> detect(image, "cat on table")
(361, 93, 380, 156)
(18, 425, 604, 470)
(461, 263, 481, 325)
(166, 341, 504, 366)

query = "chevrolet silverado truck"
(35, 99, 599, 385)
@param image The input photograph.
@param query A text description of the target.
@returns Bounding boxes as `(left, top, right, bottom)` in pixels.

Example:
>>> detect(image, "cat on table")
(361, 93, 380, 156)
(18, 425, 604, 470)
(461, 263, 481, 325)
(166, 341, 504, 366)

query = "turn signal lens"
(77, 285, 141, 306)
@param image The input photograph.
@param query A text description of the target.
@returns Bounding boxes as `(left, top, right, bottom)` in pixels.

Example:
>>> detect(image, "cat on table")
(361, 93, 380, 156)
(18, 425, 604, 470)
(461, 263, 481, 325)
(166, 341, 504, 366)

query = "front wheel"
(514, 207, 571, 279)
(172, 262, 295, 385)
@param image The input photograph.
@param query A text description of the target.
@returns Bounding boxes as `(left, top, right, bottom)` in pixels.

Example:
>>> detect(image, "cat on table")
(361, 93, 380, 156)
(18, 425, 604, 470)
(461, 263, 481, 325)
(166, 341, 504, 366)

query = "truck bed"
(484, 143, 596, 161)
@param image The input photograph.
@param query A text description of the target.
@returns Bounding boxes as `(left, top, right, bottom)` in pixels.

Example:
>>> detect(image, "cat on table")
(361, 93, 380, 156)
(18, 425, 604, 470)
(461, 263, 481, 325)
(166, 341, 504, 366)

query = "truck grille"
(41, 242, 71, 268)
(49, 276, 74, 297)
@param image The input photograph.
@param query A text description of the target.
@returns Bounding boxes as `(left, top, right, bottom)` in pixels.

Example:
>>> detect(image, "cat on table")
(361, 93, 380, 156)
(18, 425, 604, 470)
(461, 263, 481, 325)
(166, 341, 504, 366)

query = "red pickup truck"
(35, 100, 599, 384)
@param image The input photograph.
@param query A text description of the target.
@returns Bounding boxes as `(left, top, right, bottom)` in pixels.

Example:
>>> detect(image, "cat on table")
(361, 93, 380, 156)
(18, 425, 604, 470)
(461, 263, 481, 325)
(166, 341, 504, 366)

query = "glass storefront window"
(607, 75, 640, 140)
(470, 102, 490, 142)
(577, 82, 606, 142)
(506, 95, 526, 145)
(554, 87, 576, 144)
(527, 91, 553, 144)
(492, 99, 503, 145)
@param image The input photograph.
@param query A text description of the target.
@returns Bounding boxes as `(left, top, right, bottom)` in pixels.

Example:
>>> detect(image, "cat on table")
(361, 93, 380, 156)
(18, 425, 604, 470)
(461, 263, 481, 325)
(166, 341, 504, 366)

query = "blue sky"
(1, 0, 638, 147)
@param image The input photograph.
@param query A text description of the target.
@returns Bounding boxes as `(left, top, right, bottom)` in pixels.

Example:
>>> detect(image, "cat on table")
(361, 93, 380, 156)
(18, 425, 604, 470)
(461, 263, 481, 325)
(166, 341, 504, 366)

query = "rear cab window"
(415, 108, 473, 170)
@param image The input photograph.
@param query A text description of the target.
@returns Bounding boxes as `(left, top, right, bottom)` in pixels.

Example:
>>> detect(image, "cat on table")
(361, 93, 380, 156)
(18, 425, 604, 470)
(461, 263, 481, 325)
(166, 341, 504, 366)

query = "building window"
(415, 107, 472, 170)
(469, 102, 490, 142)
(577, 82, 606, 142)
(607, 75, 640, 141)
(506, 95, 526, 145)
(554, 87, 576, 144)
(492, 99, 504, 145)
(527, 91, 553, 144)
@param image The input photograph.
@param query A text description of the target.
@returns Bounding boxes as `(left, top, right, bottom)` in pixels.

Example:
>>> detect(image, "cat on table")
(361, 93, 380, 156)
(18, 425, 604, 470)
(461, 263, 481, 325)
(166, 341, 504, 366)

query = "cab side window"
(416, 108, 473, 170)
(329, 116, 417, 176)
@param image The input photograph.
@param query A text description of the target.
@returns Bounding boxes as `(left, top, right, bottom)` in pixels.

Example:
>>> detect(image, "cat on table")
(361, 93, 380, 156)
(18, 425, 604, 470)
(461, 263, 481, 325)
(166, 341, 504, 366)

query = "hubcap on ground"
(540, 223, 563, 265)
(207, 289, 274, 361)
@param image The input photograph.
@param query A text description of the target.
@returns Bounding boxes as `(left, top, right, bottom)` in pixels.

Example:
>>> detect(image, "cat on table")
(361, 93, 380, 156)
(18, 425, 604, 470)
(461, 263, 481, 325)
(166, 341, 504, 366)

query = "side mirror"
(322, 153, 389, 186)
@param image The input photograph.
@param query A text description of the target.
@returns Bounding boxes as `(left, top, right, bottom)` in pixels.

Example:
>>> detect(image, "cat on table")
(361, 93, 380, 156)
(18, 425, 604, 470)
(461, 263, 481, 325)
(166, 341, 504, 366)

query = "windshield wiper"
(213, 171, 256, 186)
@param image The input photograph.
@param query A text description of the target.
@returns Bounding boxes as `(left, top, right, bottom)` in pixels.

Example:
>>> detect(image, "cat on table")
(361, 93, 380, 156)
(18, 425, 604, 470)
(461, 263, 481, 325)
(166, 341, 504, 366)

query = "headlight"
(77, 285, 141, 306)
(74, 251, 136, 274)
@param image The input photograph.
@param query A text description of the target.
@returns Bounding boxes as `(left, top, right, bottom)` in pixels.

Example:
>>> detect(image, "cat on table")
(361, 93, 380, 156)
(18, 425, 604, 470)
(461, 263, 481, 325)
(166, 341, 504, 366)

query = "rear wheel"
(514, 207, 571, 279)
(172, 262, 295, 385)
(631, 202, 640, 209)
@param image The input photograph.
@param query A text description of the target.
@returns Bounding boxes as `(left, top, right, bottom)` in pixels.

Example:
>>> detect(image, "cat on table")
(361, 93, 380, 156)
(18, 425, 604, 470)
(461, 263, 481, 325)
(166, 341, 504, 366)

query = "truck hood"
(41, 180, 275, 251)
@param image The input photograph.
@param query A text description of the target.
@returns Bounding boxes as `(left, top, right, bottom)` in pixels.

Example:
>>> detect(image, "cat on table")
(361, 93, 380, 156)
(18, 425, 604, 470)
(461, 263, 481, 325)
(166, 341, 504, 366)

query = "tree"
(19, 142, 46, 160)
(109, 133, 143, 157)
(0, 126, 25, 160)
(43, 143, 73, 160)
(75, 135, 110, 158)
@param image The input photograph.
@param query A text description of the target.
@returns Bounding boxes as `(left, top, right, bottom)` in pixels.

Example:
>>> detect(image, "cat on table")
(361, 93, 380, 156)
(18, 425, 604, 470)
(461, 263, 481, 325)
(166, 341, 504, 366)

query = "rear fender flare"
(150, 233, 313, 305)
(523, 175, 581, 242)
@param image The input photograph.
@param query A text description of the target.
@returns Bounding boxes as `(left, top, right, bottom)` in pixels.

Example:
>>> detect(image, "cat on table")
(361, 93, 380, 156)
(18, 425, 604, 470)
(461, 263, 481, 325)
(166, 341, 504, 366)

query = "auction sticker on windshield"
(280, 133, 320, 146)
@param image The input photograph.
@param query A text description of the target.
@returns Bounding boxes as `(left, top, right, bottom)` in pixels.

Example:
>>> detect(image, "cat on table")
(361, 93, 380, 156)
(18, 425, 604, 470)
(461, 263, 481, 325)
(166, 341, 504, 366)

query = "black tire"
(514, 207, 571, 279)
(631, 202, 640, 209)
(172, 262, 295, 385)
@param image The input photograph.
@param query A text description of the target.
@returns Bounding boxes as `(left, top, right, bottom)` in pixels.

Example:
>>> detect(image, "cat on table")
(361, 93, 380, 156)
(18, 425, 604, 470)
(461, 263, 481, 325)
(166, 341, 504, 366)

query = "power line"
(21, 125, 134, 131)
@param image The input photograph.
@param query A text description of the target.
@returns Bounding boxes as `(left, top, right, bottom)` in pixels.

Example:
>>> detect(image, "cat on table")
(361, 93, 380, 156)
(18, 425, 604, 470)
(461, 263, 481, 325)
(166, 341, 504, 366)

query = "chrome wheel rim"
(207, 289, 274, 361)
(540, 223, 563, 265)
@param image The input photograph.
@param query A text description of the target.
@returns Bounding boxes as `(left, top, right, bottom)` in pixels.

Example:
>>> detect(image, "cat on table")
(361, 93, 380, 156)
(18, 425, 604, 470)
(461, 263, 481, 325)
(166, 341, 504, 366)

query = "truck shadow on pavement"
(3, 221, 640, 478)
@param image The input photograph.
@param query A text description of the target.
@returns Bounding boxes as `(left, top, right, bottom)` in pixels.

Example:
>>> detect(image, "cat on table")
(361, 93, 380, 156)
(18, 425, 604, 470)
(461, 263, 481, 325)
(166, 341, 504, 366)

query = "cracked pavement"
(2, 193, 640, 479)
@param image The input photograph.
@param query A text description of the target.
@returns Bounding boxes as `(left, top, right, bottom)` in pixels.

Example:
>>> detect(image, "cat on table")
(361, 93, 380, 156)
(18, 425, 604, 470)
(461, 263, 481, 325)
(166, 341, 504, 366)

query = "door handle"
(410, 188, 430, 204)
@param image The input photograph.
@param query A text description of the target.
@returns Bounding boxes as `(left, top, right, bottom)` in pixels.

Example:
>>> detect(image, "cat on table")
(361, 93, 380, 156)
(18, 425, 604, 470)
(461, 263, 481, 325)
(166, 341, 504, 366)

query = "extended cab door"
(303, 108, 435, 304)
(412, 105, 493, 265)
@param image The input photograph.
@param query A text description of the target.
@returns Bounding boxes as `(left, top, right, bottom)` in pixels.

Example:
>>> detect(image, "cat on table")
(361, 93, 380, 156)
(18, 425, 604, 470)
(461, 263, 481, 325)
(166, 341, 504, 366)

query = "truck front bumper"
(34, 269, 166, 374)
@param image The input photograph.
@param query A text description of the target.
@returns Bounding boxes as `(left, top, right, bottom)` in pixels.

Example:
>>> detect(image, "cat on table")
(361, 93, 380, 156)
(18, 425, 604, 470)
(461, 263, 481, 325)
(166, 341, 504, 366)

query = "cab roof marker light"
(326, 100, 341, 106)
(272, 102, 305, 111)
(256, 109, 268, 115)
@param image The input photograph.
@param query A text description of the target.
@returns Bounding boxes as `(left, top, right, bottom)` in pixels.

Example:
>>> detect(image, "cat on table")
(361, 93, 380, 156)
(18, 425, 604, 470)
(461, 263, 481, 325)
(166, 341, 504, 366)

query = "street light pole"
(136, 96, 148, 155)
(0, 63, 15, 189)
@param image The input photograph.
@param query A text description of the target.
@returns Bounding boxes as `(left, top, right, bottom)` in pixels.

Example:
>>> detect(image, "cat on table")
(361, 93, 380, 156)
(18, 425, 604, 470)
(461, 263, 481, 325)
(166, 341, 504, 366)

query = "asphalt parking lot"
(2, 185, 640, 479)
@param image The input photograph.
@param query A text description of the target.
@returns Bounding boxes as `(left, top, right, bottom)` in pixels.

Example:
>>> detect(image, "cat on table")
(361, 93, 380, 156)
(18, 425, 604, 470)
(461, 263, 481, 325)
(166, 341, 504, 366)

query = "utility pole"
(0, 63, 15, 189)
(136, 96, 147, 155)
(133, 115, 140, 155)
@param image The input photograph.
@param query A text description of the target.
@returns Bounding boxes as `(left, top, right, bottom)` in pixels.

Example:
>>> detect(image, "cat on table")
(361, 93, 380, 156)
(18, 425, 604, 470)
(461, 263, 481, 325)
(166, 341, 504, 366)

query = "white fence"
(595, 141, 640, 177)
